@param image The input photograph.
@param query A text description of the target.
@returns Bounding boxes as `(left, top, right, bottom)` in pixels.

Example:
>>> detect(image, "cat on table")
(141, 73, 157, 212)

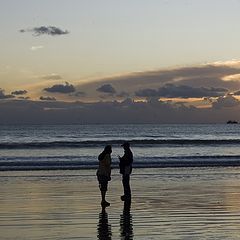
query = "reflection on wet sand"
(97, 207, 112, 240)
(2, 168, 240, 239)
(120, 200, 133, 240)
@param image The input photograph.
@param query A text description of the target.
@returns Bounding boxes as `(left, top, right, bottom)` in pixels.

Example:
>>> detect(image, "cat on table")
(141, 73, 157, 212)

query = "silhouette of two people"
(97, 142, 133, 206)
(97, 142, 133, 239)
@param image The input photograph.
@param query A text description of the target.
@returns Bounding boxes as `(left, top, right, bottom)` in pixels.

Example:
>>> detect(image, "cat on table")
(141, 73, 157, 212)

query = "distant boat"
(227, 120, 238, 124)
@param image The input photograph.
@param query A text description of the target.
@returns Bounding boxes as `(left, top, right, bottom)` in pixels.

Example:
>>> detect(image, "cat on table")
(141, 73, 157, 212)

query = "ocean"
(1, 124, 240, 171)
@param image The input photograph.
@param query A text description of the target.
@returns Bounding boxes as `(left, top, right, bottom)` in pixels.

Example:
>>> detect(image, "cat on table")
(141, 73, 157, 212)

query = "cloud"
(11, 90, 28, 95)
(76, 61, 240, 100)
(30, 46, 44, 51)
(39, 96, 56, 101)
(18, 96, 30, 100)
(210, 60, 240, 67)
(177, 77, 240, 91)
(223, 73, 240, 81)
(1, 98, 240, 124)
(69, 91, 86, 97)
(117, 91, 130, 98)
(12, 60, 240, 104)
(135, 89, 159, 97)
(233, 90, 240, 96)
(96, 84, 116, 94)
(41, 74, 62, 80)
(0, 89, 15, 99)
(44, 82, 75, 94)
(20, 26, 69, 36)
(135, 84, 227, 98)
(212, 95, 240, 109)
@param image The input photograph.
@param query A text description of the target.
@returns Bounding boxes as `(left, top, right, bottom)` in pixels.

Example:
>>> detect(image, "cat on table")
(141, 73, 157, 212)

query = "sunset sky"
(1, 0, 240, 123)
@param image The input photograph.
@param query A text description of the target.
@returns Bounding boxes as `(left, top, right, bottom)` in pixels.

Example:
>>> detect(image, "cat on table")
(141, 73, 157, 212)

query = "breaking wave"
(1, 155, 240, 171)
(0, 139, 240, 149)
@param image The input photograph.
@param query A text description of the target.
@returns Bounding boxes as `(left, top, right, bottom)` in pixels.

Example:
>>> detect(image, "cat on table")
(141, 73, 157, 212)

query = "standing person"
(119, 142, 133, 201)
(97, 145, 112, 207)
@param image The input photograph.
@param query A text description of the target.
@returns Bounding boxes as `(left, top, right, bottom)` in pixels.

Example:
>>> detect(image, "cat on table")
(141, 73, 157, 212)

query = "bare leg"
(100, 189, 110, 207)
(99, 181, 110, 207)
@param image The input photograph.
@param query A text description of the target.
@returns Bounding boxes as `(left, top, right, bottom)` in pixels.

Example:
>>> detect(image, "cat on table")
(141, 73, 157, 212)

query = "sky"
(1, 0, 240, 123)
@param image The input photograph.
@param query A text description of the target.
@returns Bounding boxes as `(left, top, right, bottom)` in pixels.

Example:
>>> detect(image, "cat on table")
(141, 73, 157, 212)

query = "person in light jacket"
(97, 145, 112, 207)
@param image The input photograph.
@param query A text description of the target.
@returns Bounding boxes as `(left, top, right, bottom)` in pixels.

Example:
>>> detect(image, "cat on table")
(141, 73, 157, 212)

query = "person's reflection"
(120, 200, 133, 239)
(97, 206, 112, 240)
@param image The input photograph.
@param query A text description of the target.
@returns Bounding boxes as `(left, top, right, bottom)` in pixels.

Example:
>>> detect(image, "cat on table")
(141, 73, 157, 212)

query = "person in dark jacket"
(118, 142, 133, 201)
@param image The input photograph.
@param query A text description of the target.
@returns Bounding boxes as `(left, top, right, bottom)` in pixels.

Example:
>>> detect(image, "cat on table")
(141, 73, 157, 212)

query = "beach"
(1, 167, 240, 239)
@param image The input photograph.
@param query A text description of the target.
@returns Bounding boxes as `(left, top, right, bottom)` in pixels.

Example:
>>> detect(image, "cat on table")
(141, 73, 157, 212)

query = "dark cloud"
(96, 84, 116, 94)
(203, 97, 214, 103)
(120, 98, 133, 105)
(135, 84, 227, 98)
(233, 90, 240, 96)
(19, 26, 69, 36)
(42, 74, 62, 80)
(177, 77, 240, 91)
(69, 91, 86, 97)
(135, 89, 159, 97)
(77, 63, 240, 100)
(40, 96, 56, 101)
(117, 91, 130, 98)
(212, 95, 240, 109)
(0, 89, 15, 99)
(11, 90, 27, 95)
(0, 98, 240, 124)
(18, 96, 30, 100)
(44, 82, 75, 94)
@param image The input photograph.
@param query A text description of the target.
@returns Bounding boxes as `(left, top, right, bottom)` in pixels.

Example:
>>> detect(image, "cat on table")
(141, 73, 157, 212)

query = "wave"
(1, 155, 240, 171)
(1, 139, 240, 149)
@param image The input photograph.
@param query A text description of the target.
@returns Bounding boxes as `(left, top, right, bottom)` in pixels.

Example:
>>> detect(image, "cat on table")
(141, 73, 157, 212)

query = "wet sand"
(1, 167, 240, 239)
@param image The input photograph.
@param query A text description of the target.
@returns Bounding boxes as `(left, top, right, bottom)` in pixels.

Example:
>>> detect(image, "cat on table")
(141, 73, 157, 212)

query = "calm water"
(1, 124, 240, 170)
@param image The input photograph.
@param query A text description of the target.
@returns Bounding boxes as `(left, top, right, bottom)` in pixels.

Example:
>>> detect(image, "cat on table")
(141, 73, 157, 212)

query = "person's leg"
(101, 189, 106, 202)
(100, 180, 110, 207)
(122, 174, 131, 200)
